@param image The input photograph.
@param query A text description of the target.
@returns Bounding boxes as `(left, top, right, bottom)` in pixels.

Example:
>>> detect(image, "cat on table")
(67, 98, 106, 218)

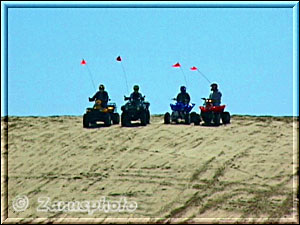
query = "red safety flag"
(172, 62, 181, 67)
(172, 62, 181, 68)
(116, 56, 122, 61)
(81, 59, 86, 65)
(190, 66, 198, 71)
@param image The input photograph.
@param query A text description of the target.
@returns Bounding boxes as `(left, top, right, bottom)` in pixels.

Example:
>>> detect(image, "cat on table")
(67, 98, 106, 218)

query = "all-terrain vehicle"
(121, 96, 150, 126)
(164, 99, 201, 125)
(199, 98, 230, 125)
(83, 99, 120, 128)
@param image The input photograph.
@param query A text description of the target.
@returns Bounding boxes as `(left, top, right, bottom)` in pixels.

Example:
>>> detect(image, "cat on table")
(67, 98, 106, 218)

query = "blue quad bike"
(164, 99, 201, 125)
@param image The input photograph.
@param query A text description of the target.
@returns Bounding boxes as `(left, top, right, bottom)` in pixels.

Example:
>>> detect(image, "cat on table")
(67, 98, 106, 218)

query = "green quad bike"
(121, 96, 150, 127)
(83, 99, 120, 128)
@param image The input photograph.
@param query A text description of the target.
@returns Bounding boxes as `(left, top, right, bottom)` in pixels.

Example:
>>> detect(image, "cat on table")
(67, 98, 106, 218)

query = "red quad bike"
(200, 98, 230, 125)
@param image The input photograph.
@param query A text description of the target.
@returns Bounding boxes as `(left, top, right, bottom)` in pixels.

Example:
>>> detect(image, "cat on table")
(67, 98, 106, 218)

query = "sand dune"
(1, 115, 299, 223)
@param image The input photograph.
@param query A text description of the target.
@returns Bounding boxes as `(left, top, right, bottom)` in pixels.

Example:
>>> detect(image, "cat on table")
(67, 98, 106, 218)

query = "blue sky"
(2, 3, 297, 116)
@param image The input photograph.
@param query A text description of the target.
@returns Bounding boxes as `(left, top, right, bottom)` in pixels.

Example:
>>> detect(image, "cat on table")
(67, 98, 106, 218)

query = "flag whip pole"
(81, 59, 96, 90)
(173, 62, 188, 87)
(180, 67, 188, 87)
(197, 69, 211, 84)
(118, 59, 129, 94)
(86, 64, 97, 90)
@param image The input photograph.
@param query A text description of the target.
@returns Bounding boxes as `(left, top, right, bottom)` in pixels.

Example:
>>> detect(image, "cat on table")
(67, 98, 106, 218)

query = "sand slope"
(1, 115, 299, 223)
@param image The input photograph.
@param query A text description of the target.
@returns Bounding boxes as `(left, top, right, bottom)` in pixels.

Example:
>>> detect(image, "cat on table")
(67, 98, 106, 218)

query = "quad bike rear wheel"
(184, 114, 191, 125)
(140, 111, 147, 126)
(146, 110, 150, 124)
(83, 114, 90, 128)
(201, 111, 213, 125)
(171, 112, 179, 124)
(112, 113, 120, 124)
(164, 112, 171, 124)
(194, 114, 201, 125)
(104, 113, 112, 126)
(221, 112, 231, 124)
(190, 112, 201, 125)
(121, 112, 130, 127)
(213, 112, 221, 125)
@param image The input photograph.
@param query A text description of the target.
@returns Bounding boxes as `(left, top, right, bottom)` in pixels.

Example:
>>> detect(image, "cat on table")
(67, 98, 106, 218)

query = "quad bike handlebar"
(89, 98, 111, 102)
(124, 95, 146, 101)
(172, 98, 190, 105)
(202, 98, 214, 103)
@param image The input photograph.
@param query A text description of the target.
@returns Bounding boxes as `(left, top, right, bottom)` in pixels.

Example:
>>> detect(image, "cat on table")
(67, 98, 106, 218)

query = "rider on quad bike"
(209, 83, 222, 106)
(130, 85, 144, 104)
(89, 84, 109, 108)
(121, 85, 150, 127)
(177, 86, 191, 105)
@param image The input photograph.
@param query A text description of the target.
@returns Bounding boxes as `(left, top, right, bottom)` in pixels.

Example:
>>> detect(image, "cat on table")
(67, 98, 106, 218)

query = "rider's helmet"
(99, 84, 105, 91)
(180, 86, 186, 93)
(133, 85, 139, 92)
(210, 83, 218, 91)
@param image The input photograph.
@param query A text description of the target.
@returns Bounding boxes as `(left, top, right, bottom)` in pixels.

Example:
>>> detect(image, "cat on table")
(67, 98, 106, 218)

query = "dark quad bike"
(200, 98, 230, 126)
(121, 96, 150, 127)
(164, 99, 201, 125)
(83, 100, 120, 128)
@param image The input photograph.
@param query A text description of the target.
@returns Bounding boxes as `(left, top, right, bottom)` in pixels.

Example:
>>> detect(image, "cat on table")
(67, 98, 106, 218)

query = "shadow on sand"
(84, 123, 114, 129)
(121, 122, 149, 128)
(201, 123, 230, 127)
(84, 122, 149, 129)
